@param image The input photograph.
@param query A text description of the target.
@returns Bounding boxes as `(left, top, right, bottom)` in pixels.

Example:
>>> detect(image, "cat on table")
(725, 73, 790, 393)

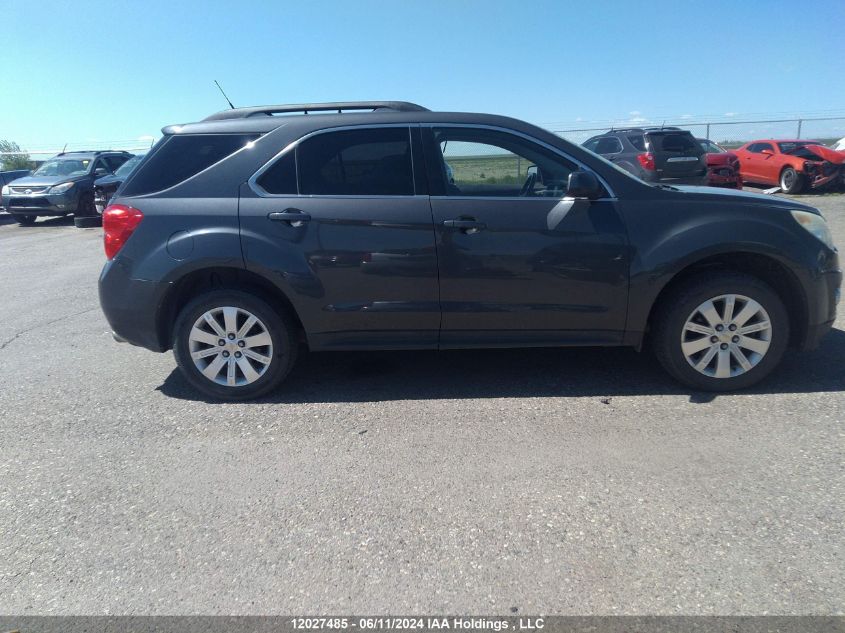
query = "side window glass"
(628, 135, 646, 151)
(431, 127, 576, 198)
(595, 137, 623, 154)
(256, 150, 297, 194)
(93, 158, 110, 174)
(760, 143, 774, 153)
(297, 128, 413, 196)
(106, 155, 129, 171)
(583, 138, 601, 152)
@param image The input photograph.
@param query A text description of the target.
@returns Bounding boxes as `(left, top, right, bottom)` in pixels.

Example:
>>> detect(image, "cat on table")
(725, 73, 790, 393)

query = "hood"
(672, 185, 819, 214)
(5, 173, 89, 187)
(705, 152, 735, 166)
(798, 144, 845, 164)
(94, 174, 124, 187)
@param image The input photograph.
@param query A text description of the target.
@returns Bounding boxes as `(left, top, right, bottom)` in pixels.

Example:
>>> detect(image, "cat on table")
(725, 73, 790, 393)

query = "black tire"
(652, 272, 789, 391)
(74, 215, 102, 228)
(173, 289, 298, 400)
(779, 167, 804, 194)
(17, 215, 37, 226)
(76, 192, 96, 217)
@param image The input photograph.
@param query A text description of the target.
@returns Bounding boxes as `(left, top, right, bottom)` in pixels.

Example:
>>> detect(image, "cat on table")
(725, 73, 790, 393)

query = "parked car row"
(0, 150, 144, 226)
(582, 127, 845, 193)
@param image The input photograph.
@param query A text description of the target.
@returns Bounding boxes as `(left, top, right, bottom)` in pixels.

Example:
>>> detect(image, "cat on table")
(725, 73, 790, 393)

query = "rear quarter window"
(121, 134, 258, 196)
(647, 132, 699, 152)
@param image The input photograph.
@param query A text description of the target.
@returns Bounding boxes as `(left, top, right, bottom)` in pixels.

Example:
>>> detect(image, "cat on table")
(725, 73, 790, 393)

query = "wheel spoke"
(237, 357, 260, 383)
(244, 332, 272, 349)
(739, 321, 770, 335)
(682, 337, 713, 356)
(227, 357, 237, 386)
(715, 349, 731, 378)
(730, 344, 752, 371)
(684, 322, 713, 336)
(202, 354, 227, 381)
(190, 328, 220, 347)
(732, 299, 762, 327)
(695, 346, 718, 371)
(222, 307, 238, 335)
(722, 295, 736, 324)
(737, 335, 769, 355)
(203, 313, 226, 337)
(697, 300, 722, 327)
(237, 315, 258, 338)
(191, 347, 220, 360)
(242, 348, 271, 365)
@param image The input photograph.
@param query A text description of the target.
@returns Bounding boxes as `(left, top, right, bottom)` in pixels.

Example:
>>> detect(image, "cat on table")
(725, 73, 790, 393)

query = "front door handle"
(268, 209, 311, 225)
(443, 218, 486, 233)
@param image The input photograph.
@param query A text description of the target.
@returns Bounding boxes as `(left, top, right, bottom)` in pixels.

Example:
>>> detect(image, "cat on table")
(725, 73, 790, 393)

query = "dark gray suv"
(98, 101, 840, 400)
(1, 150, 131, 225)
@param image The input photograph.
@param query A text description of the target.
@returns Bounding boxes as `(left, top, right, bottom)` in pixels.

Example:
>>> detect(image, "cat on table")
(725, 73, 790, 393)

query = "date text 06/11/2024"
(289, 617, 546, 630)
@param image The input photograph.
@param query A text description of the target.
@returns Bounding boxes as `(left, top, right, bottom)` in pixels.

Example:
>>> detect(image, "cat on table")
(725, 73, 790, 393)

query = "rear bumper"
(98, 258, 171, 352)
(642, 173, 709, 186)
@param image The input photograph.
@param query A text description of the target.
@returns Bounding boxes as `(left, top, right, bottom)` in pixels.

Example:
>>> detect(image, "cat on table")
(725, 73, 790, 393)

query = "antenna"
(214, 80, 235, 109)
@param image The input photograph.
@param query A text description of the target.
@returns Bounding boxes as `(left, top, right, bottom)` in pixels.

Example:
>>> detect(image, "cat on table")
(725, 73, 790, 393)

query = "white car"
(834, 136, 845, 151)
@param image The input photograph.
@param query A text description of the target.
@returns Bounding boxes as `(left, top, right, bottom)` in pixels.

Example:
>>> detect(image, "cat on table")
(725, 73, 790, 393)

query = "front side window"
(429, 127, 576, 198)
(297, 128, 414, 196)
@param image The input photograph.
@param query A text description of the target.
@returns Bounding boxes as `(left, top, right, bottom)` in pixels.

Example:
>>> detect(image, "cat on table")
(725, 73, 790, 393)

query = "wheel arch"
(639, 251, 808, 349)
(156, 266, 305, 351)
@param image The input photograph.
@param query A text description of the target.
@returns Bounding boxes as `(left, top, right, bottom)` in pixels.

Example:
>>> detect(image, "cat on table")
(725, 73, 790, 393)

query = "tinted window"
(256, 150, 297, 194)
(627, 135, 646, 151)
(430, 127, 577, 198)
(699, 140, 725, 153)
(122, 134, 258, 196)
(748, 143, 774, 154)
(647, 132, 698, 152)
(105, 155, 130, 172)
(297, 128, 413, 196)
(583, 138, 601, 152)
(595, 137, 623, 154)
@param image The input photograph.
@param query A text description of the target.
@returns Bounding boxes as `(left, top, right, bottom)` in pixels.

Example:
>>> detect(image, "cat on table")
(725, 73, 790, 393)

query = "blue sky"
(2, 0, 844, 151)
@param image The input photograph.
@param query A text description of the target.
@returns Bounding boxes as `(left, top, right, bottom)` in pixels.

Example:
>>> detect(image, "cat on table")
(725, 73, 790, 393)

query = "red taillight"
(103, 204, 144, 260)
(637, 152, 656, 171)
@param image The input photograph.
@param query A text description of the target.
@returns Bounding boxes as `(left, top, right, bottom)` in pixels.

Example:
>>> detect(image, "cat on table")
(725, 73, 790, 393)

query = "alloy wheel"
(681, 294, 772, 378)
(188, 306, 274, 386)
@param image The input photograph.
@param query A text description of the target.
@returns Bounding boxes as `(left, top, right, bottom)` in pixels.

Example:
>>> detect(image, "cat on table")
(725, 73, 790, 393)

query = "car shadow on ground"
(0, 214, 74, 227)
(157, 328, 845, 404)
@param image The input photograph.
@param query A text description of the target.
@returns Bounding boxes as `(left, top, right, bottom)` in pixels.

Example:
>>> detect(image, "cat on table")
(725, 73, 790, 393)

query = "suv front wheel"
(173, 290, 298, 400)
(653, 272, 789, 391)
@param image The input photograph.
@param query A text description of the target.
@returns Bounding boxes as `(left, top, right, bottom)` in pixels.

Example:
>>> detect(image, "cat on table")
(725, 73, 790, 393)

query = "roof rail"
(203, 101, 429, 121)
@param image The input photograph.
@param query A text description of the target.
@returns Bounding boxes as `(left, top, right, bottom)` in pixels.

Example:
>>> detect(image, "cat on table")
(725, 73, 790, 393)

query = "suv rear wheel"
(653, 272, 789, 391)
(173, 290, 298, 400)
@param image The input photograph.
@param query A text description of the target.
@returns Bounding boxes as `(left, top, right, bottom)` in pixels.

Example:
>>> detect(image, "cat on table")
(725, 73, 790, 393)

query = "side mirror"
(566, 170, 602, 200)
(94, 167, 110, 177)
(760, 149, 774, 156)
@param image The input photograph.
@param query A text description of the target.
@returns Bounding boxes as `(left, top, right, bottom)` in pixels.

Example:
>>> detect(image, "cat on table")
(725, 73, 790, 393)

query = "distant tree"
(0, 140, 33, 170)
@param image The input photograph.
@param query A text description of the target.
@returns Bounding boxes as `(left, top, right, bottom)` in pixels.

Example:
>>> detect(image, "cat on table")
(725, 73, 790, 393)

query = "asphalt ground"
(0, 190, 843, 615)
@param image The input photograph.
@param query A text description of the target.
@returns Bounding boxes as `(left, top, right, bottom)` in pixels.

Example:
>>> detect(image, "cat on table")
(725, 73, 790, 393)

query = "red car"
(697, 138, 742, 188)
(733, 139, 844, 193)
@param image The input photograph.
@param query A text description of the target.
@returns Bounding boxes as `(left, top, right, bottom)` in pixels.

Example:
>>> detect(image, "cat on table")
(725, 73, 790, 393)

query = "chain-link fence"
(552, 116, 845, 148)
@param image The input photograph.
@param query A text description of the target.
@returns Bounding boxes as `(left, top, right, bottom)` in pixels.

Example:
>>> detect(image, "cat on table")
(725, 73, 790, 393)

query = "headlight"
(1, 185, 8, 196)
(49, 182, 75, 194)
(791, 210, 835, 250)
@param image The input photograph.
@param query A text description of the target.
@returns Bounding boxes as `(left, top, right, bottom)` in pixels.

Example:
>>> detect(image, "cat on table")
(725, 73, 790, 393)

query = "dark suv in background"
(1, 150, 132, 225)
(583, 127, 707, 185)
(98, 101, 840, 400)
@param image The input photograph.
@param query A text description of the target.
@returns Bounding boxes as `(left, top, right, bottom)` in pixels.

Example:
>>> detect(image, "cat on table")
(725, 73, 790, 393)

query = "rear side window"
(122, 134, 258, 196)
(647, 132, 698, 152)
(627, 135, 646, 151)
(297, 128, 413, 196)
(595, 137, 623, 154)
(256, 151, 297, 194)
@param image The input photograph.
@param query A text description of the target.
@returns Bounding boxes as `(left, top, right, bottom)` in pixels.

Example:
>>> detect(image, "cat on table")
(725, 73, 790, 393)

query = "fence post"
(706, 123, 710, 140)
(797, 119, 802, 139)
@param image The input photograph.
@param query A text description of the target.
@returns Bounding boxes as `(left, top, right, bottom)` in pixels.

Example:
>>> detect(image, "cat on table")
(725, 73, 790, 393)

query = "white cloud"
(629, 110, 641, 116)
(724, 112, 738, 117)
(680, 114, 693, 120)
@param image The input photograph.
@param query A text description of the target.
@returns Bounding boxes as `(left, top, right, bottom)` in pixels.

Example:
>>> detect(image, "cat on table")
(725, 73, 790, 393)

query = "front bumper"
(99, 257, 172, 352)
(1, 191, 77, 215)
(707, 167, 742, 188)
(802, 267, 842, 349)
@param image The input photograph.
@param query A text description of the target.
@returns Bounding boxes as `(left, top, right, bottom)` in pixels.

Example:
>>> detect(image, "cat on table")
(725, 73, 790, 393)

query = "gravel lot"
(0, 191, 843, 615)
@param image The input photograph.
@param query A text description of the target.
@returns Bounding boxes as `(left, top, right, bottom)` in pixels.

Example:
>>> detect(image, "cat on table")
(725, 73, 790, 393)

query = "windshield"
(115, 155, 143, 177)
(33, 158, 91, 177)
(779, 141, 821, 154)
(698, 139, 726, 153)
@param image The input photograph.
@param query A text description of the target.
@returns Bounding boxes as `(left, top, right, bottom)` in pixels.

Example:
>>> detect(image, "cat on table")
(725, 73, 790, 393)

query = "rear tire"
(652, 272, 789, 391)
(779, 167, 804, 194)
(173, 289, 298, 400)
(17, 215, 37, 226)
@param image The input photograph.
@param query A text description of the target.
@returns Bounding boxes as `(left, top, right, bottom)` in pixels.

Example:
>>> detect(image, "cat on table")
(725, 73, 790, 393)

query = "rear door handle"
(268, 209, 311, 225)
(443, 218, 486, 232)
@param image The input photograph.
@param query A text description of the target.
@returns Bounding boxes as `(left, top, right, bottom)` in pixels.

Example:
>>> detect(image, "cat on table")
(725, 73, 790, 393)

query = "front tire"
(17, 215, 37, 226)
(653, 272, 789, 391)
(76, 192, 96, 217)
(173, 290, 298, 400)
(779, 167, 804, 194)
